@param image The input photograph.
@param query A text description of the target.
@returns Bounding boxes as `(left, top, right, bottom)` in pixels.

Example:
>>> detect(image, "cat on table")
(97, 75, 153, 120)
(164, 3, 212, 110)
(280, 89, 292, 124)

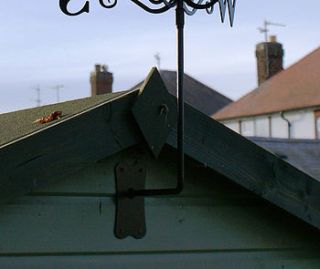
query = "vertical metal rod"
(127, 1, 185, 197)
(264, 20, 268, 42)
(176, 0, 184, 193)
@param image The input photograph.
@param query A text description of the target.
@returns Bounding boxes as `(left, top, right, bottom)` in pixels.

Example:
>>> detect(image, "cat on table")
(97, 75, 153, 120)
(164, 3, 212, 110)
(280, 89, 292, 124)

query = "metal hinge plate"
(114, 162, 146, 239)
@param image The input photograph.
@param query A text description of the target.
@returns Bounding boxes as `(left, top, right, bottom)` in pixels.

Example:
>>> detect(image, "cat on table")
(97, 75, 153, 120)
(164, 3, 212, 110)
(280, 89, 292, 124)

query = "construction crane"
(258, 20, 286, 42)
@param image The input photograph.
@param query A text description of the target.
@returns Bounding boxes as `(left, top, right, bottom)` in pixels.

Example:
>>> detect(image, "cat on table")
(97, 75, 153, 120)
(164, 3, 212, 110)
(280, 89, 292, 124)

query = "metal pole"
(264, 20, 268, 42)
(125, 2, 185, 197)
(59, 0, 236, 199)
(176, 0, 184, 193)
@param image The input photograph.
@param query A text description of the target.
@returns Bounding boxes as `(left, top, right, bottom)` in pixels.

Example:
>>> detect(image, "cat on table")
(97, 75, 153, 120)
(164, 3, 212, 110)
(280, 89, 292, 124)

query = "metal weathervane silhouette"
(59, 0, 237, 197)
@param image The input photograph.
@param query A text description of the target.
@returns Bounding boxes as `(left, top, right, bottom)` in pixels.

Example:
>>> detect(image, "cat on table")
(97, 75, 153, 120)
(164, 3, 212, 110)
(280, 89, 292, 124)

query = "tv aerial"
(258, 20, 286, 42)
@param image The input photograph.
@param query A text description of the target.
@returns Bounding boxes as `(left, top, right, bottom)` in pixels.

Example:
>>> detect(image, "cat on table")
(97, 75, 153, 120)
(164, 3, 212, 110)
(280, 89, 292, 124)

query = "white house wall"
(241, 119, 255, 137)
(271, 115, 288, 138)
(285, 110, 315, 139)
(255, 117, 270, 137)
(222, 108, 317, 139)
(224, 121, 239, 133)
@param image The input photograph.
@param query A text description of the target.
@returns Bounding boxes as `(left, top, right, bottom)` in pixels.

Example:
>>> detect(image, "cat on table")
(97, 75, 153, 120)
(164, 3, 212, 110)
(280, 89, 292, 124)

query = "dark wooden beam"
(167, 103, 320, 231)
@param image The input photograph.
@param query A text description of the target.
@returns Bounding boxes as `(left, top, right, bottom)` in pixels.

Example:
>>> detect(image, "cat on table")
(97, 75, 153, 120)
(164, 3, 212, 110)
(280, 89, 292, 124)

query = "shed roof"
(0, 90, 132, 147)
(214, 47, 320, 120)
(1, 68, 320, 232)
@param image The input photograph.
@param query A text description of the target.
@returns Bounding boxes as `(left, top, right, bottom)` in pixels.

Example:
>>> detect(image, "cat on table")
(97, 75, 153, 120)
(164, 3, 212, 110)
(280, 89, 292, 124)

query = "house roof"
(214, 47, 320, 120)
(133, 69, 232, 116)
(1, 68, 320, 232)
(251, 137, 320, 181)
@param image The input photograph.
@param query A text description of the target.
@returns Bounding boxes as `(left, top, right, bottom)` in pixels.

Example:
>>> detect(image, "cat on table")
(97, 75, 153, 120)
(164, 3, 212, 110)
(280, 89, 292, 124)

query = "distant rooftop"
(133, 69, 232, 116)
(214, 47, 320, 120)
(251, 137, 320, 181)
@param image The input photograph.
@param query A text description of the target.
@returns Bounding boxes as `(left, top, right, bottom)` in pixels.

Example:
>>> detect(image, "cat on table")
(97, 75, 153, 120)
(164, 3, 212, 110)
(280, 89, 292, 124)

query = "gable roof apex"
(2, 68, 320, 232)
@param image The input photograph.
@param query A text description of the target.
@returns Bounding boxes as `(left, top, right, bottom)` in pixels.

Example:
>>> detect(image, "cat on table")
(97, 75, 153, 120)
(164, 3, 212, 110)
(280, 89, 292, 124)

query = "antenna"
(154, 53, 161, 70)
(34, 85, 41, 107)
(258, 20, 286, 42)
(51, 84, 64, 103)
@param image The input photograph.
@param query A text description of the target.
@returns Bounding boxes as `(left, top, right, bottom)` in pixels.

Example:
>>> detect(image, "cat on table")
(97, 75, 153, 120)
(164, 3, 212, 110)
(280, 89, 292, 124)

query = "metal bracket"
(114, 162, 146, 239)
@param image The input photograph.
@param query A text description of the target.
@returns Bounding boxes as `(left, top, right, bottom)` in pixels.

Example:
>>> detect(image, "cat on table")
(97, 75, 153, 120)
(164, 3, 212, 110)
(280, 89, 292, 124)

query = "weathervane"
(59, 0, 236, 197)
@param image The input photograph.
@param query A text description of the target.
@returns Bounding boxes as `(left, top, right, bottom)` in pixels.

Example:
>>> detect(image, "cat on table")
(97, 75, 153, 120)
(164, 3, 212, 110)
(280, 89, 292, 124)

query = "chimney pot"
(269, 35, 277, 43)
(95, 64, 101, 73)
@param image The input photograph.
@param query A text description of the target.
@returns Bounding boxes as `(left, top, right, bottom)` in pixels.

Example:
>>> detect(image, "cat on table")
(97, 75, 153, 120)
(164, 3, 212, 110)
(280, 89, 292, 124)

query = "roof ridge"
(161, 70, 232, 101)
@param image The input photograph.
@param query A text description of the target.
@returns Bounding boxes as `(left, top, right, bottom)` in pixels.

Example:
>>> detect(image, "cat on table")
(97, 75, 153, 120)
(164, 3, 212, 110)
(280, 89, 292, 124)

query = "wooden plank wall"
(0, 146, 320, 268)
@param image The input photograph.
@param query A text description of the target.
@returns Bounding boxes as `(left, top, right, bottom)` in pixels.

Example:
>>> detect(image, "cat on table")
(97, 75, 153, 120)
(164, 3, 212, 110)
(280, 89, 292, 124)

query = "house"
(214, 38, 320, 140)
(1, 68, 320, 268)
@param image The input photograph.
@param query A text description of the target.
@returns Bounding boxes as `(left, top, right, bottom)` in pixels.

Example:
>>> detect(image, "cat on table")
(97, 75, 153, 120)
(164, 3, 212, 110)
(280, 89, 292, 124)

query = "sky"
(0, 1, 319, 113)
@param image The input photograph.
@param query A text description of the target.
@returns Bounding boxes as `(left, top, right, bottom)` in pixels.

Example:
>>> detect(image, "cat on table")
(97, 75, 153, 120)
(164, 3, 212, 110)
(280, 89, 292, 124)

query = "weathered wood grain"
(167, 103, 320, 230)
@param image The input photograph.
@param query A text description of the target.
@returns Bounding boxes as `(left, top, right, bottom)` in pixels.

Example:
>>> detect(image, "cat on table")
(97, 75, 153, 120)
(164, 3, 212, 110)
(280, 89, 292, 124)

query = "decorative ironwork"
(59, 0, 237, 199)
(59, 0, 236, 25)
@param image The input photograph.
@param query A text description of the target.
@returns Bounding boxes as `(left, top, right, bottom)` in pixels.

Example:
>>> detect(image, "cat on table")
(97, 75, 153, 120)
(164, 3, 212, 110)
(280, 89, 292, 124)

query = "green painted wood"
(1, 251, 320, 269)
(0, 150, 319, 255)
(132, 68, 177, 158)
(167, 103, 320, 231)
(0, 91, 142, 204)
(31, 147, 258, 202)
(2, 69, 320, 234)
(0, 197, 319, 254)
(0, 146, 320, 268)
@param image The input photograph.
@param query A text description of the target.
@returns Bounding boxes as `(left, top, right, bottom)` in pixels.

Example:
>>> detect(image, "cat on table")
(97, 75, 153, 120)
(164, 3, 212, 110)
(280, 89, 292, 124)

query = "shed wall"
(0, 147, 320, 268)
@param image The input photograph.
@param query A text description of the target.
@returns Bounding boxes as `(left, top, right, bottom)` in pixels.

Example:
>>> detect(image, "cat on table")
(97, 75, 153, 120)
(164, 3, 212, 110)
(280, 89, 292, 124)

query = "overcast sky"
(0, 1, 319, 113)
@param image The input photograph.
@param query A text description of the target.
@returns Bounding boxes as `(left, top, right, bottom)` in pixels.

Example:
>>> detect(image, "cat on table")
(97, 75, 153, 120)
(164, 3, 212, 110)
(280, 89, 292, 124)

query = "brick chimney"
(90, 64, 113, 96)
(256, 36, 284, 85)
